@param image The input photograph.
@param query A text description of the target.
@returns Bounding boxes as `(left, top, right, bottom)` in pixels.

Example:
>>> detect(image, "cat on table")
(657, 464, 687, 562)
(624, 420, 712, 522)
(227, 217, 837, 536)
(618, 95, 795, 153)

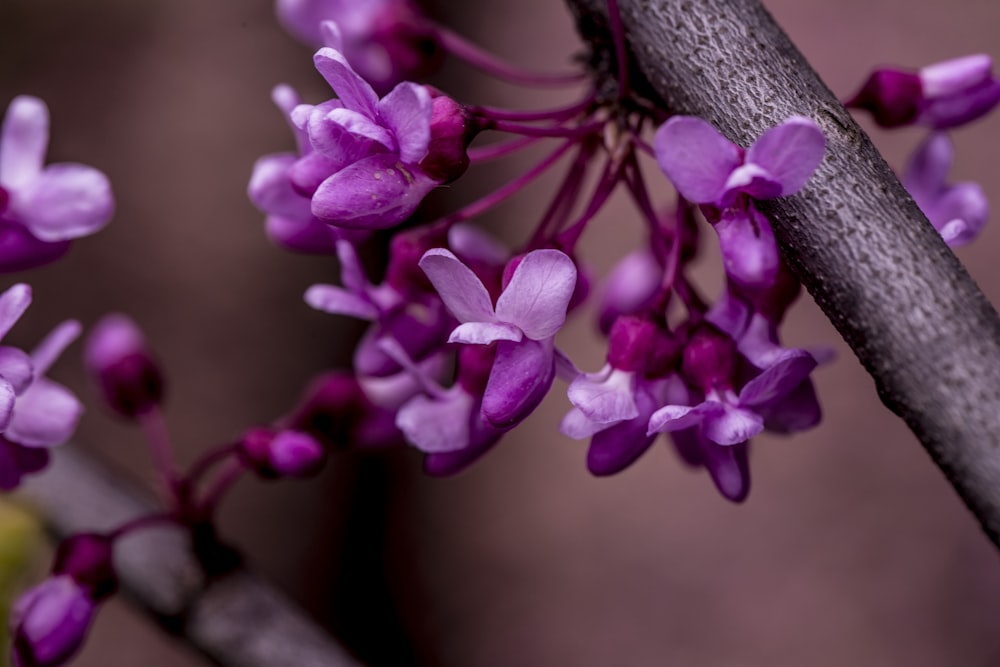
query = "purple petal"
(744, 116, 825, 196)
(396, 389, 474, 453)
(705, 288, 751, 340)
(0, 222, 70, 272)
(700, 438, 751, 503)
(585, 380, 664, 476)
(0, 346, 33, 394)
(248, 154, 314, 220)
(654, 116, 741, 204)
(0, 283, 31, 339)
(288, 151, 340, 196)
(567, 366, 638, 424)
(481, 338, 555, 428)
(5, 378, 83, 448)
(377, 82, 432, 164)
(0, 437, 49, 490)
(559, 407, 607, 439)
(759, 378, 822, 434)
(720, 163, 781, 205)
(423, 426, 505, 477)
(701, 403, 763, 445)
(313, 47, 379, 117)
(920, 54, 992, 98)
(449, 321, 522, 345)
(920, 79, 1000, 129)
(265, 216, 341, 254)
(31, 320, 81, 377)
(933, 182, 989, 246)
(738, 349, 818, 407)
(647, 401, 723, 435)
(13, 164, 113, 241)
(334, 240, 369, 293)
(715, 206, 779, 290)
(0, 377, 14, 431)
(0, 96, 48, 189)
(271, 84, 310, 154)
(309, 107, 393, 161)
(903, 132, 952, 197)
(419, 248, 497, 324)
(494, 249, 576, 340)
(304, 284, 378, 320)
(311, 153, 435, 228)
(598, 248, 662, 334)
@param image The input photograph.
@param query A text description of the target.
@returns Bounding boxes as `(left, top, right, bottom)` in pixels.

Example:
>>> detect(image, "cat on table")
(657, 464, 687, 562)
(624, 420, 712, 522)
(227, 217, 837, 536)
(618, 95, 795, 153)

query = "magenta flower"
(647, 348, 817, 446)
(286, 34, 470, 230)
(11, 576, 96, 667)
(655, 116, 824, 290)
(0, 97, 114, 272)
(238, 427, 326, 478)
(275, 0, 439, 94)
(847, 54, 1000, 129)
(0, 285, 83, 489)
(902, 132, 987, 247)
(420, 247, 577, 428)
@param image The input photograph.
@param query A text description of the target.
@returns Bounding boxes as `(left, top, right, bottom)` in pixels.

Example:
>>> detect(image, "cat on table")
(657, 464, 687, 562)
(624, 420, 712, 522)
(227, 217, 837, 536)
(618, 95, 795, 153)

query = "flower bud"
(238, 427, 326, 479)
(418, 95, 475, 184)
(11, 576, 96, 667)
(52, 534, 117, 601)
(681, 325, 737, 393)
(845, 68, 922, 127)
(83, 314, 163, 418)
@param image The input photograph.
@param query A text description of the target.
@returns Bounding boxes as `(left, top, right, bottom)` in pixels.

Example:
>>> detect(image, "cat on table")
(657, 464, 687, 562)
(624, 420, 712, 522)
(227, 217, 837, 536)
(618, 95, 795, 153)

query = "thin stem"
(199, 459, 246, 516)
(431, 24, 585, 86)
(486, 119, 604, 138)
(557, 157, 622, 249)
(530, 139, 599, 246)
(468, 135, 541, 163)
(431, 139, 577, 230)
(137, 407, 181, 501)
(185, 444, 240, 487)
(470, 95, 595, 123)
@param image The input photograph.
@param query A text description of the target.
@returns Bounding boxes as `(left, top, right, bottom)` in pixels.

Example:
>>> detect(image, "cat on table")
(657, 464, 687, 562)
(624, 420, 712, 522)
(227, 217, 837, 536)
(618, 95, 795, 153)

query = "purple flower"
(0, 285, 83, 489)
(248, 85, 357, 254)
(11, 576, 96, 667)
(305, 239, 452, 377)
(286, 35, 471, 229)
(0, 96, 113, 272)
(847, 54, 1000, 129)
(275, 0, 440, 94)
(648, 348, 817, 446)
(654, 116, 824, 290)
(419, 247, 577, 427)
(902, 132, 987, 247)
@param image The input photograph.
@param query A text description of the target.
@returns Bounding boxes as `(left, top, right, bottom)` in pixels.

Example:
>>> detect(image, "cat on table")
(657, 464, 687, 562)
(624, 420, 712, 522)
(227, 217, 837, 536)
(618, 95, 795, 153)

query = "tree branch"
(566, 0, 1000, 546)
(17, 447, 363, 667)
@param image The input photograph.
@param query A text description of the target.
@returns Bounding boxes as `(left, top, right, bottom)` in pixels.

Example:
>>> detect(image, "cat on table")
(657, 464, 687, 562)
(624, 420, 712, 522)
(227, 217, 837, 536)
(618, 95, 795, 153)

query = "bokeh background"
(2, 0, 1000, 665)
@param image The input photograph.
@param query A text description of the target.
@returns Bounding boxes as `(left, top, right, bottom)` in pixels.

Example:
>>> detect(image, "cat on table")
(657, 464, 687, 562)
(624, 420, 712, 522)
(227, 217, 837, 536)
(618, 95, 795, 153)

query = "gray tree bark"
(565, 0, 1000, 547)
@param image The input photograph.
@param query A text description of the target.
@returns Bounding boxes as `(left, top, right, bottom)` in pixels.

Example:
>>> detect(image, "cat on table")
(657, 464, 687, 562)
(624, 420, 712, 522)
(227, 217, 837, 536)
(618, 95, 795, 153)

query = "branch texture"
(17, 447, 362, 667)
(566, 0, 1000, 545)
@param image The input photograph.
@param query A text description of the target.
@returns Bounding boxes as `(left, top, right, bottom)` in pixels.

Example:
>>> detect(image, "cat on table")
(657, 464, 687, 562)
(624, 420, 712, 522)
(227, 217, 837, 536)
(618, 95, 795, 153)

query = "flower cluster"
(847, 54, 1000, 246)
(7, 1, 1000, 664)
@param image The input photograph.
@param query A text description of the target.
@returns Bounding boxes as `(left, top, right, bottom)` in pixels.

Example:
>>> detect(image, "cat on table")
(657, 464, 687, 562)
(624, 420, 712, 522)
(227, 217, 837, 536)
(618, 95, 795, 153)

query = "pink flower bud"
(11, 576, 96, 667)
(418, 95, 475, 184)
(238, 427, 326, 479)
(83, 315, 164, 418)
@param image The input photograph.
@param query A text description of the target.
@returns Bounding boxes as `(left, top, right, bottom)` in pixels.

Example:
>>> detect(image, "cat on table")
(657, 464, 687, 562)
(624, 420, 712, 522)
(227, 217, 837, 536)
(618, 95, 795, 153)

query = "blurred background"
(2, 0, 1000, 665)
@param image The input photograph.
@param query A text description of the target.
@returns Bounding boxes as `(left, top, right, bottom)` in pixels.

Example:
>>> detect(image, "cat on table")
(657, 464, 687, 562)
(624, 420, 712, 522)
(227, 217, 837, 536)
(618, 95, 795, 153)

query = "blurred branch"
(565, 0, 1000, 547)
(17, 447, 362, 667)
